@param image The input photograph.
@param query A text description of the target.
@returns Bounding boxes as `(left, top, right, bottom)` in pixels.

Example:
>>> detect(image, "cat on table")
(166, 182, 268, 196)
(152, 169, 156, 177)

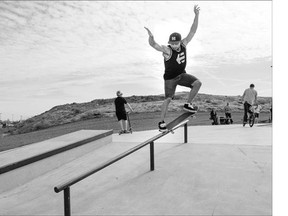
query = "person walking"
(114, 91, 133, 134)
(242, 84, 258, 125)
(145, 5, 202, 131)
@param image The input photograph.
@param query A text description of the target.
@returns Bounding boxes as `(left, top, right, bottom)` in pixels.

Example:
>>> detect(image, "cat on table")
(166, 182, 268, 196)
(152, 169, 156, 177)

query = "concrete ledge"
(0, 130, 112, 193)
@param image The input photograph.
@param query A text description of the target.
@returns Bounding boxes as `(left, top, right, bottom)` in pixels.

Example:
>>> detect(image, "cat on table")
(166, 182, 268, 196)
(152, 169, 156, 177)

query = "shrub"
(206, 99, 212, 103)
(73, 108, 81, 114)
(32, 120, 51, 131)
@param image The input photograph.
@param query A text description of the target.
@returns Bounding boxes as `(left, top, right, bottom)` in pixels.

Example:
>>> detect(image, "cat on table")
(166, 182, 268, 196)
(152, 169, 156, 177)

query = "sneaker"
(158, 121, 167, 131)
(183, 103, 198, 113)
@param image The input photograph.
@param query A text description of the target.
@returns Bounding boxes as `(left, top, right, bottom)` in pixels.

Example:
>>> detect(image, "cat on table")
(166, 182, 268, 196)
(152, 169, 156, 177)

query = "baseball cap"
(168, 32, 181, 44)
(116, 90, 123, 96)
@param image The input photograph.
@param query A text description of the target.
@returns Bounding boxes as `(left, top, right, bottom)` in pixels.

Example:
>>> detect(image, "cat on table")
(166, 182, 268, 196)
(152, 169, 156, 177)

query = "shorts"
(255, 113, 259, 118)
(225, 113, 232, 118)
(116, 111, 127, 121)
(164, 73, 198, 99)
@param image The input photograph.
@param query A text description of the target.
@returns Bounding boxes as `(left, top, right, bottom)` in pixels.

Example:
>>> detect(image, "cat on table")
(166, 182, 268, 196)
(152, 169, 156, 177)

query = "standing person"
(224, 102, 233, 124)
(252, 103, 262, 123)
(269, 102, 272, 123)
(144, 5, 202, 131)
(210, 108, 219, 125)
(114, 91, 133, 134)
(242, 84, 258, 124)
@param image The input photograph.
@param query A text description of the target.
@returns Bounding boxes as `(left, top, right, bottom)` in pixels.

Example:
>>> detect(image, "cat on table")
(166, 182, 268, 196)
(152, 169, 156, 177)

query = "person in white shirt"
(250, 103, 262, 123)
(242, 84, 257, 124)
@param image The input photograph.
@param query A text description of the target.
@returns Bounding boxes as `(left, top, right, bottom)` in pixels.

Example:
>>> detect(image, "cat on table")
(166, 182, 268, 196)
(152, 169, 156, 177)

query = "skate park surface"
(0, 123, 272, 215)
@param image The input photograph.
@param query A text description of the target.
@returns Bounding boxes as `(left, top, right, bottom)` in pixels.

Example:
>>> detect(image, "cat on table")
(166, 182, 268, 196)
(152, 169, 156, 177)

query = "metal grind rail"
(54, 120, 190, 216)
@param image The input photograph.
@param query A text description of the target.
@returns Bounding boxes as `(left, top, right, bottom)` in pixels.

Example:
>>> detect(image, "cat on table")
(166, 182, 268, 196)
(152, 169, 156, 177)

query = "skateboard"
(160, 108, 198, 133)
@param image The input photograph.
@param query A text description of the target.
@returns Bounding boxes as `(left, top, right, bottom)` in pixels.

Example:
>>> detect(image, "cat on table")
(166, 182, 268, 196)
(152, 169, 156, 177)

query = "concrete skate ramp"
(0, 130, 112, 193)
(0, 124, 272, 215)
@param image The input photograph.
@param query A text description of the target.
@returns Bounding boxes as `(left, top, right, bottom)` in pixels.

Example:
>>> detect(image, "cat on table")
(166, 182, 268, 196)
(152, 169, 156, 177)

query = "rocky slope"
(10, 92, 272, 134)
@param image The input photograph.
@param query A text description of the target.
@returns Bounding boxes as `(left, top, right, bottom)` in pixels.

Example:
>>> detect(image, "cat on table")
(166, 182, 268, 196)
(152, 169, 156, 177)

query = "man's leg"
(119, 120, 124, 131)
(120, 112, 128, 132)
(124, 120, 128, 131)
(243, 102, 251, 122)
(160, 78, 177, 123)
(161, 97, 172, 122)
(187, 80, 202, 103)
(243, 103, 248, 123)
(228, 113, 233, 123)
(177, 73, 202, 105)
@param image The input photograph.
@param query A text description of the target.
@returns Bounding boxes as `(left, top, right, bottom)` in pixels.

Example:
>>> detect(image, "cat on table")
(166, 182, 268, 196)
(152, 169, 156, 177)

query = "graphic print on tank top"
(163, 43, 187, 80)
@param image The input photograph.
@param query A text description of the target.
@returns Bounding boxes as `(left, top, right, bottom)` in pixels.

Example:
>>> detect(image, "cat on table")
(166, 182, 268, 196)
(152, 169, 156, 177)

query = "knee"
(165, 97, 172, 103)
(192, 80, 202, 88)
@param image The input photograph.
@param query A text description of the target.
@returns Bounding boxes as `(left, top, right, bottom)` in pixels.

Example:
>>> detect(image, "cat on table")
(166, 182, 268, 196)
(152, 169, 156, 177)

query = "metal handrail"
(54, 120, 189, 216)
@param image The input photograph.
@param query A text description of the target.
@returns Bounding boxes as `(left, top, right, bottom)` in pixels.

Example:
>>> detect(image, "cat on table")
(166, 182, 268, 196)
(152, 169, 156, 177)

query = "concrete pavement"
(0, 123, 272, 215)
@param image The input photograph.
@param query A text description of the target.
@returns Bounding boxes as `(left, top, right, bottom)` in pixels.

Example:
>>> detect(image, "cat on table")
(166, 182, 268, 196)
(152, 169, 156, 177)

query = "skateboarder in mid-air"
(145, 5, 202, 131)
(114, 91, 133, 134)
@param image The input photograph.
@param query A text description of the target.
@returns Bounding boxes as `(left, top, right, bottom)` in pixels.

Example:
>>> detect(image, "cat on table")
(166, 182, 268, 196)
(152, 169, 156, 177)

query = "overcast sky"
(0, 1, 272, 120)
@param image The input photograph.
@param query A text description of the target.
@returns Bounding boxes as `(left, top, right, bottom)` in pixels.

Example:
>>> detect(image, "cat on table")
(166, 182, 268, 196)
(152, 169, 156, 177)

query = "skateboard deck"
(161, 110, 197, 132)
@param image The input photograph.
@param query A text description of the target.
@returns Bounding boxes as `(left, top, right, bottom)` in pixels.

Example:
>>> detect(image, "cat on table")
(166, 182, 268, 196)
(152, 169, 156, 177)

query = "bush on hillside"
(33, 120, 52, 131)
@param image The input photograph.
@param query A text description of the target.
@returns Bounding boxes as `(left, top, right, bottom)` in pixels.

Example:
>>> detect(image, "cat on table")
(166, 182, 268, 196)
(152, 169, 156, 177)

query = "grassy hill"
(5, 92, 272, 135)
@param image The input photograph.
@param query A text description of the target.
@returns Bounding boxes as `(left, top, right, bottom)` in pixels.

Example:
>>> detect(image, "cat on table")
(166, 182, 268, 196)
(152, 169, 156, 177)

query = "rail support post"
(64, 187, 71, 216)
(150, 141, 154, 171)
(184, 123, 188, 143)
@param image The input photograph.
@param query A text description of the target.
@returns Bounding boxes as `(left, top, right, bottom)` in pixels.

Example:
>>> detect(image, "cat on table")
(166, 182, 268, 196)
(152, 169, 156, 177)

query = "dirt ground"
(0, 111, 271, 152)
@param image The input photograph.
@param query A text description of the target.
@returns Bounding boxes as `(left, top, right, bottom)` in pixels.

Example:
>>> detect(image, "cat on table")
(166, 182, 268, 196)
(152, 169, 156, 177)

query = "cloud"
(0, 1, 272, 118)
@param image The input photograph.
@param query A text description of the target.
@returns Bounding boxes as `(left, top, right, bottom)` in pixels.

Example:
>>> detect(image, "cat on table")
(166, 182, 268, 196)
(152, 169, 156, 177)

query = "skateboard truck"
(159, 111, 197, 134)
(169, 119, 189, 134)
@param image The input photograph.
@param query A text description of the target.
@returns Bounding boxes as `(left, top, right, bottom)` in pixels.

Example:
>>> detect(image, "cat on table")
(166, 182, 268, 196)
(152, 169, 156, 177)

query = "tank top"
(163, 43, 187, 80)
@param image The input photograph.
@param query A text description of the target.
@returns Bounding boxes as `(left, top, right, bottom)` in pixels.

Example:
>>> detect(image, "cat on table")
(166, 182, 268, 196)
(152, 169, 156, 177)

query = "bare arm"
(182, 5, 200, 46)
(254, 91, 258, 104)
(126, 103, 133, 113)
(241, 90, 246, 102)
(144, 27, 170, 55)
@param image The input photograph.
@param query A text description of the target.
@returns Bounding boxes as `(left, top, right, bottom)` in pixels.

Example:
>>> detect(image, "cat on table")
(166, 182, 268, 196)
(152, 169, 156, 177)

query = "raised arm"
(182, 5, 200, 46)
(144, 27, 170, 55)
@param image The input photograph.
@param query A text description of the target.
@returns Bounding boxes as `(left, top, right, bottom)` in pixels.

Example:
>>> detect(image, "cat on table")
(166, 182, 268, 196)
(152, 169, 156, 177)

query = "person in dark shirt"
(145, 5, 202, 131)
(210, 108, 219, 125)
(114, 91, 133, 134)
